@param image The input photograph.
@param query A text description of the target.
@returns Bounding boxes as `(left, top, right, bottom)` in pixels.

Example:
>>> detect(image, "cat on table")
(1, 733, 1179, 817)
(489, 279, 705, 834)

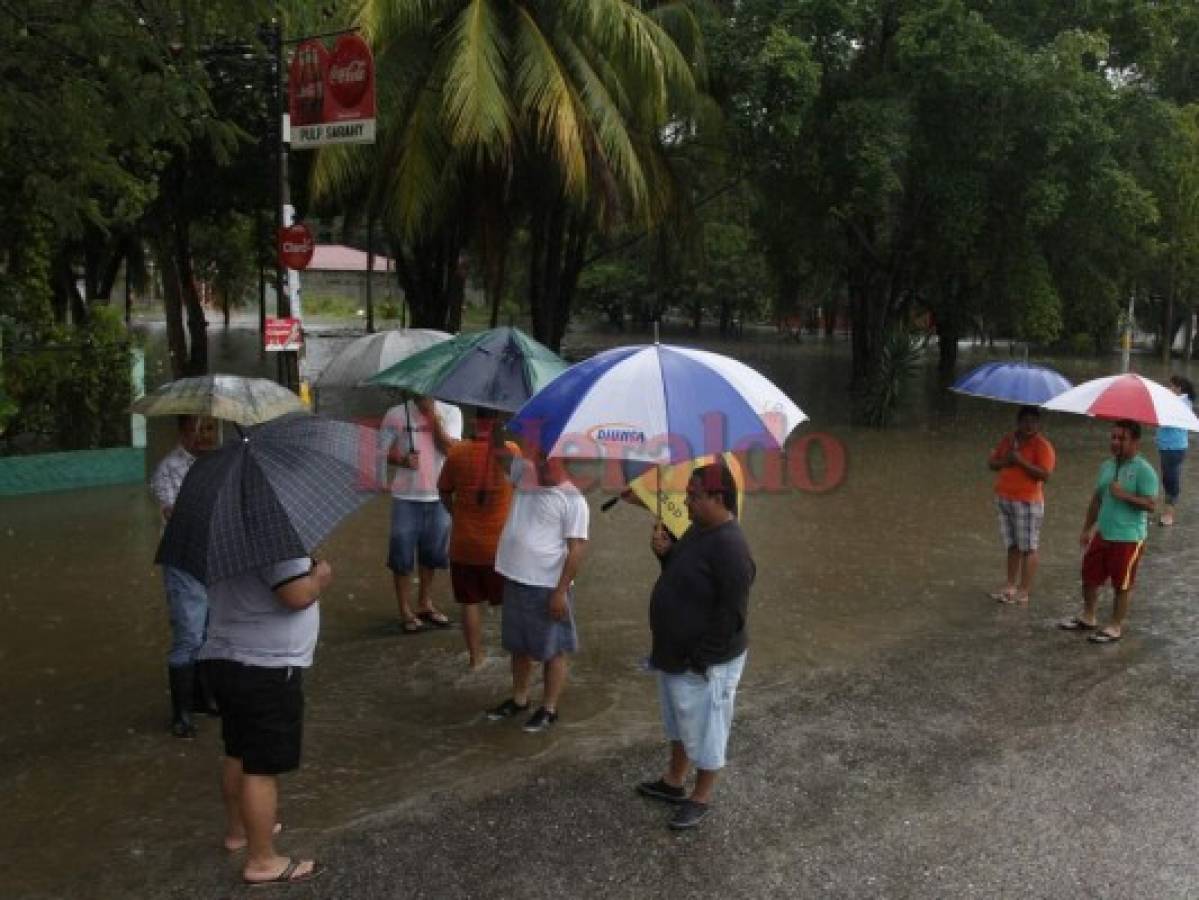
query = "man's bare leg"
(240, 774, 314, 883)
(1004, 546, 1020, 593)
(415, 565, 446, 621)
(221, 757, 245, 850)
(1014, 549, 1038, 603)
(511, 654, 533, 707)
(691, 768, 720, 805)
(1106, 588, 1132, 637)
(542, 654, 567, 711)
(664, 740, 690, 788)
(1080, 583, 1100, 625)
(392, 572, 417, 626)
(462, 603, 484, 668)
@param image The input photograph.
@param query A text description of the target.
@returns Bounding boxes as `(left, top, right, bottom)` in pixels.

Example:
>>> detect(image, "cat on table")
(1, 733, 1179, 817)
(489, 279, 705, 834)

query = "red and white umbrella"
(1042, 373, 1199, 431)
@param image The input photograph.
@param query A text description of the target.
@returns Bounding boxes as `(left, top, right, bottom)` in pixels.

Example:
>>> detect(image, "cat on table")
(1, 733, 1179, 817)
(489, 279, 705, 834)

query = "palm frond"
(512, 4, 588, 198)
(359, 0, 461, 43)
(442, 0, 514, 165)
(556, 30, 651, 219)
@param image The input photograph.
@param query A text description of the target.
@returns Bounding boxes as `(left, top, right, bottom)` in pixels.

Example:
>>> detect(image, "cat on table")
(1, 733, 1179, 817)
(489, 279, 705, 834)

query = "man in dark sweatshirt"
(636, 461, 756, 830)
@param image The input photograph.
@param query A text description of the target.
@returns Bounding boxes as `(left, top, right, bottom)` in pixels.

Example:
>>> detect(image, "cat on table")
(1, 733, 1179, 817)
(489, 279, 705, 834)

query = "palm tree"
(312, 0, 703, 346)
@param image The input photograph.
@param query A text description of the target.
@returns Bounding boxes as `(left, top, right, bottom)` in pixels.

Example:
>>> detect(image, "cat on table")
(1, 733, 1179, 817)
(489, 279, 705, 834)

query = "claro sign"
(278, 223, 315, 271)
(289, 33, 376, 149)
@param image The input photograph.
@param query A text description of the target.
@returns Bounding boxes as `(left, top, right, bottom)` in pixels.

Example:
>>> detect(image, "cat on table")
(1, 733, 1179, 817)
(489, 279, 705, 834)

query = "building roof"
(309, 244, 393, 273)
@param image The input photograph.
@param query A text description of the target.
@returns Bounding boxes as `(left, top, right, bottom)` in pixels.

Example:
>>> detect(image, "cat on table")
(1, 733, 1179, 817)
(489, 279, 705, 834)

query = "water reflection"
(0, 323, 1192, 897)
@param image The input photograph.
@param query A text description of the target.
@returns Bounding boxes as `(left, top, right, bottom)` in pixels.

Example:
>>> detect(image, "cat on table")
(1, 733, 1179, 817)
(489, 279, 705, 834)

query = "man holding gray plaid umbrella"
(158, 413, 373, 887)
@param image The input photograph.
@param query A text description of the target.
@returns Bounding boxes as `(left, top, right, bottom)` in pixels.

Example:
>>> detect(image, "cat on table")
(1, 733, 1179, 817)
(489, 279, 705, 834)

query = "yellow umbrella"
(622, 453, 745, 539)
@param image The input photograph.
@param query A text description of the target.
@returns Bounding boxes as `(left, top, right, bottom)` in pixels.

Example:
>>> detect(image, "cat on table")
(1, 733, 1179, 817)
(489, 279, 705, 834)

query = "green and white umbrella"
(367, 327, 568, 412)
(131, 375, 306, 426)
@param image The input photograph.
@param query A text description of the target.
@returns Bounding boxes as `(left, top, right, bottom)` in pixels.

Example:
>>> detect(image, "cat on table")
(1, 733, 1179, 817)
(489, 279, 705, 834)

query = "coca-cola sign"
(288, 40, 329, 127)
(288, 32, 376, 149)
(328, 35, 372, 110)
(278, 224, 315, 271)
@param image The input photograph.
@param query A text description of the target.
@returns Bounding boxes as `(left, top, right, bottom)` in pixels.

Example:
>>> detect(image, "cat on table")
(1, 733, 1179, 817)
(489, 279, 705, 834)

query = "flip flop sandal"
(400, 617, 425, 634)
(1057, 617, 1097, 631)
(1088, 630, 1122, 644)
(245, 859, 326, 887)
(988, 590, 1015, 602)
(418, 610, 453, 629)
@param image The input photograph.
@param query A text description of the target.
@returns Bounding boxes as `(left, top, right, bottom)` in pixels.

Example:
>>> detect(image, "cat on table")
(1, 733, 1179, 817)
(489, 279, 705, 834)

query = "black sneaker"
(636, 778, 687, 804)
(522, 706, 558, 733)
(486, 698, 529, 721)
(668, 799, 711, 830)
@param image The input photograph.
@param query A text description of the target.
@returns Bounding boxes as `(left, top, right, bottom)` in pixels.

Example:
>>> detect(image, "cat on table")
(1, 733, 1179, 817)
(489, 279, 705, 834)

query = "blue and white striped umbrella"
(509, 344, 807, 463)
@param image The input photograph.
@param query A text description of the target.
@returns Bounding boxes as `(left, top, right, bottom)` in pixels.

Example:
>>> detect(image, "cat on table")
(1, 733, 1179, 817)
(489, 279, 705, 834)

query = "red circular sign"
(278, 224, 315, 271)
(328, 34, 372, 110)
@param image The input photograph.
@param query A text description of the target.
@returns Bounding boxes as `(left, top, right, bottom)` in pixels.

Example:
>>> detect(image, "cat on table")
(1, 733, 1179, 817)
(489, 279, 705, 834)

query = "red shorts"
(450, 563, 505, 606)
(1081, 536, 1145, 591)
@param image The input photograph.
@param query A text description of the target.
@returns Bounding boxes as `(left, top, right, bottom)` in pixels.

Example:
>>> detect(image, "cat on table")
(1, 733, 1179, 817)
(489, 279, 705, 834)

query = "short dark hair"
(1170, 375, 1196, 403)
(690, 462, 738, 516)
(1113, 418, 1141, 440)
(1016, 405, 1040, 422)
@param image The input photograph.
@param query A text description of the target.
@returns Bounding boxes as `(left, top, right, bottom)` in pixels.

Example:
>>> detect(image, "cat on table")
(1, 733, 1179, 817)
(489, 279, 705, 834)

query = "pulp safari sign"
(265, 317, 303, 352)
(289, 33, 376, 149)
(278, 223, 315, 270)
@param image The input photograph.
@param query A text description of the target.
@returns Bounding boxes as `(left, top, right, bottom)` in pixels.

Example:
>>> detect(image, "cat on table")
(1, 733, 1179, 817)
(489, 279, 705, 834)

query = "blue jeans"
(164, 566, 208, 667)
(1159, 448, 1186, 504)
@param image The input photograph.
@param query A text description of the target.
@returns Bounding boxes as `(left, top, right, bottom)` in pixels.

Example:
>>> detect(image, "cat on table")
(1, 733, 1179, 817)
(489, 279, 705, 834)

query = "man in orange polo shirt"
(438, 410, 520, 670)
(986, 405, 1056, 604)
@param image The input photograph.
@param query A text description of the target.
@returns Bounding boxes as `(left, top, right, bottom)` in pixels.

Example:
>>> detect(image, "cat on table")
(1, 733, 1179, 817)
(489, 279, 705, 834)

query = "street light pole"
(272, 17, 299, 391)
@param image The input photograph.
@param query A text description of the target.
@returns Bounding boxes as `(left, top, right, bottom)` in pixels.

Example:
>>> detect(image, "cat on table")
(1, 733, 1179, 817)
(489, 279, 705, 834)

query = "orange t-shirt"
(990, 432, 1056, 503)
(437, 439, 521, 565)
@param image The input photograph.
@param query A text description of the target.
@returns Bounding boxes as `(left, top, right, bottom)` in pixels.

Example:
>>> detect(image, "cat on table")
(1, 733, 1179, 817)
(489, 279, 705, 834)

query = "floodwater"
(0, 321, 1192, 897)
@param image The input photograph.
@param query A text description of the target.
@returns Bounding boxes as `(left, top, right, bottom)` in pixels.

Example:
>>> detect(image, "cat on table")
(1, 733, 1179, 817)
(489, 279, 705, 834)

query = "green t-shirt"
(1095, 454, 1159, 542)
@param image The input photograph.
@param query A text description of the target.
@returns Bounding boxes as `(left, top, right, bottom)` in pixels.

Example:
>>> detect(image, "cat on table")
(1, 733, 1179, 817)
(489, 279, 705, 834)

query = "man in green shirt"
(1059, 419, 1158, 643)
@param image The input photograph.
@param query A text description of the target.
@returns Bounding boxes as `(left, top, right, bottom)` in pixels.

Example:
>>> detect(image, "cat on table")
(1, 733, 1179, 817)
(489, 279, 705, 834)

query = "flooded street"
(2, 324, 1198, 898)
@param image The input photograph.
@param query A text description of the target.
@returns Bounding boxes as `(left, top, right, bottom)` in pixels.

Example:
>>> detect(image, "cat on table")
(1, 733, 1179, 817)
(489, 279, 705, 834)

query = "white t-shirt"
(496, 459, 590, 588)
(379, 400, 463, 501)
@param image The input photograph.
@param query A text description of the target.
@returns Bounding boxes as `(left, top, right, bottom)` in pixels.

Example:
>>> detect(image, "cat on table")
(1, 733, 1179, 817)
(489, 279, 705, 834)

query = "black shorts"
(200, 659, 305, 776)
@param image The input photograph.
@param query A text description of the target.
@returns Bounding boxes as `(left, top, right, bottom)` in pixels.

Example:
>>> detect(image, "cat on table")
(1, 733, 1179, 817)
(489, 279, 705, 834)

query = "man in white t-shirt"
(486, 453, 589, 733)
(379, 395, 463, 632)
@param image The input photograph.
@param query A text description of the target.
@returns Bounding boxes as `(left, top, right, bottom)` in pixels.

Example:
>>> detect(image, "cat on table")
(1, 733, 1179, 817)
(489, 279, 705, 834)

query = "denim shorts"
(387, 497, 451, 574)
(500, 579, 578, 661)
(657, 652, 747, 771)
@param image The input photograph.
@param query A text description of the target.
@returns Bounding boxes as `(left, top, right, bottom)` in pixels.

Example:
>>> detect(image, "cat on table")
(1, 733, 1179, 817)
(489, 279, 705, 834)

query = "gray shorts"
(995, 498, 1044, 552)
(500, 579, 578, 661)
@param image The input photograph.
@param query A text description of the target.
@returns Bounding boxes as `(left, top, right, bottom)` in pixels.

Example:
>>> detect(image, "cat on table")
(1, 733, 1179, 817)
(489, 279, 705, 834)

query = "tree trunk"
(157, 238, 189, 379)
(1163, 289, 1175, 364)
(174, 218, 208, 375)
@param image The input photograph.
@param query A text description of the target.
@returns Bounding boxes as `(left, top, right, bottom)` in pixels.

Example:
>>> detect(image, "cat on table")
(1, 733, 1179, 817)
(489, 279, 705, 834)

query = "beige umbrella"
(131, 375, 306, 426)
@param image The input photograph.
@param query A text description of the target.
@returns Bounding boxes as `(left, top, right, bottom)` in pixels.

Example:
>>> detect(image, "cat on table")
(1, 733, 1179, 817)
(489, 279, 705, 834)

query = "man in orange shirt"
(987, 405, 1056, 604)
(438, 410, 520, 669)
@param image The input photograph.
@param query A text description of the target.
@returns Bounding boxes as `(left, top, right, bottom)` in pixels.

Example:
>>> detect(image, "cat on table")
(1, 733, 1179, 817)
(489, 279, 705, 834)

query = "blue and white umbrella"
(509, 344, 807, 463)
(951, 361, 1073, 405)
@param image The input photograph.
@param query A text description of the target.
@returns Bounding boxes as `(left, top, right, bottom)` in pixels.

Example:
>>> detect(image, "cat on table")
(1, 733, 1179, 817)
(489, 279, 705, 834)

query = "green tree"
(313, 0, 703, 348)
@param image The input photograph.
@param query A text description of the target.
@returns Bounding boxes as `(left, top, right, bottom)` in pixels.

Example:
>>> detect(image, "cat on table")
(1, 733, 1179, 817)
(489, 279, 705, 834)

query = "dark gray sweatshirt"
(649, 519, 755, 674)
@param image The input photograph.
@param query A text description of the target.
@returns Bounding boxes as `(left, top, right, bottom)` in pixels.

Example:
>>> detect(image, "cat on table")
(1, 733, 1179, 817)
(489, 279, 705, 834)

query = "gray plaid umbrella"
(155, 413, 377, 584)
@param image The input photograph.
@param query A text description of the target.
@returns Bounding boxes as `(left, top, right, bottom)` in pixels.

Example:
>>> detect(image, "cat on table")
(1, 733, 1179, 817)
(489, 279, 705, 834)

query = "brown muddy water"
(0, 322, 1191, 897)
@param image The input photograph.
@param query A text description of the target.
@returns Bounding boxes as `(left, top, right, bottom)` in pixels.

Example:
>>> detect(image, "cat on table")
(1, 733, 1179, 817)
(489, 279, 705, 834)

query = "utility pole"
(1121, 291, 1135, 373)
(366, 214, 375, 333)
(271, 17, 300, 391)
